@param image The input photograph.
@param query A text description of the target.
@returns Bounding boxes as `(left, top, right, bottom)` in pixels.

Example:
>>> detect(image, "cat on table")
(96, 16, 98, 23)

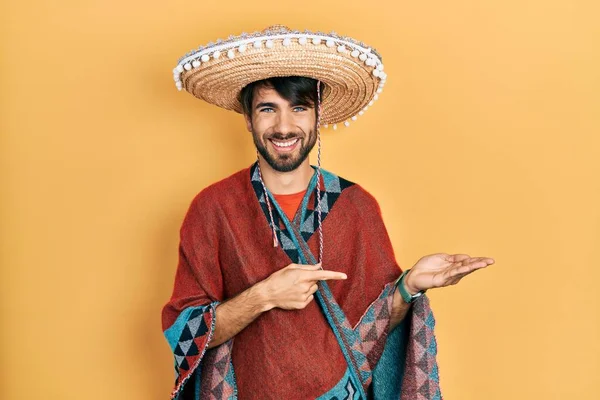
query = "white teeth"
(271, 138, 299, 148)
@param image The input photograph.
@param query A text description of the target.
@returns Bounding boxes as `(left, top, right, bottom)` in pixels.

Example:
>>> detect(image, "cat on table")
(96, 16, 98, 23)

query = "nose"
(273, 109, 296, 136)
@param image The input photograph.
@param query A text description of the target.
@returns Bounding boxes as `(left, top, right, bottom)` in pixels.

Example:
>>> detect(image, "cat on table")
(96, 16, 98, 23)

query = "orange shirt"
(273, 189, 307, 221)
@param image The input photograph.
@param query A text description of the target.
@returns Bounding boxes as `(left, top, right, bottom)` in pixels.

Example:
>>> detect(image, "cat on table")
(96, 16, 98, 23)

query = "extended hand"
(404, 253, 495, 294)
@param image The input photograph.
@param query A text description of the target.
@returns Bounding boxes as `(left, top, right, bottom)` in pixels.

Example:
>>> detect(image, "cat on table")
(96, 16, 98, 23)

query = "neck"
(258, 157, 314, 195)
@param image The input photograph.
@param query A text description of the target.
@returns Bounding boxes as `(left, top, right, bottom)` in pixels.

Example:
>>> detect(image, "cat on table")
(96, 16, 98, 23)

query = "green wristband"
(396, 269, 425, 304)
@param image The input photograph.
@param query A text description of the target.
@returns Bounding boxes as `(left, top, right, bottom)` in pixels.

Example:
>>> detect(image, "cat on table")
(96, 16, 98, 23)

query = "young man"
(163, 26, 494, 400)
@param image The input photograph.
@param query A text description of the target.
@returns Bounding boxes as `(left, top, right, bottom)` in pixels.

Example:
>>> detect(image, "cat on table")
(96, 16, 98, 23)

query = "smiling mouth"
(269, 138, 300, 151)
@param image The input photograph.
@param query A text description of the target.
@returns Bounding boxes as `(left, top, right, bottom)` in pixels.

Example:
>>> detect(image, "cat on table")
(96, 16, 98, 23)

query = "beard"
(252, 128, 318, 173)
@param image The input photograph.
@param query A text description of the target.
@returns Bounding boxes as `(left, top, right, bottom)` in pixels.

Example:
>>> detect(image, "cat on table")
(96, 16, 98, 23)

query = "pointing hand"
(261, 263, 347, 310)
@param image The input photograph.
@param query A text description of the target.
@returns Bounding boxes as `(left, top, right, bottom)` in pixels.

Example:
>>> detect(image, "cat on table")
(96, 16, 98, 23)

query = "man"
(163, 26, 494, 400)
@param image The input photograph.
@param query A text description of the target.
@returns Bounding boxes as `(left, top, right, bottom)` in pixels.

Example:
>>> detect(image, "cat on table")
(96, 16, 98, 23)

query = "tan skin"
(207, 86, 495, 349)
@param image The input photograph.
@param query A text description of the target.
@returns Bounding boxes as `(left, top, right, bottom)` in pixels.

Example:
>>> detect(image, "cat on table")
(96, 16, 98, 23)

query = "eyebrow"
(255, 102, 278, 109)
(255, 102, 314, 109)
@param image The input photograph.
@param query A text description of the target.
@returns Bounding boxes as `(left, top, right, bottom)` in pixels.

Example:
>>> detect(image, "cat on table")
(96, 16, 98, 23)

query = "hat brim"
(180, 40, 383, 125)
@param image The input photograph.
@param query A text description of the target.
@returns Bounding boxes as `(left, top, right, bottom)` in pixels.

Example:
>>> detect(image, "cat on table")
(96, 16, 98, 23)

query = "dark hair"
(239, 76, 325, 119)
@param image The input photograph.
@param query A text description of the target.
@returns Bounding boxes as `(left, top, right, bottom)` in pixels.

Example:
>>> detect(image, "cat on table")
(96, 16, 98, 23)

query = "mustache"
(267, 133, 304, 140)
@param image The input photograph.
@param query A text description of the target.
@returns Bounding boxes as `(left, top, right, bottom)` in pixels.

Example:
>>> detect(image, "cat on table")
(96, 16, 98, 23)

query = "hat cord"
(315, 80, 324, 267)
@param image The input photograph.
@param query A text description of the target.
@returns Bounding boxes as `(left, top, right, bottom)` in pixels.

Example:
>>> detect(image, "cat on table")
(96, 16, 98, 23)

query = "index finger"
(295, 263, 322, 271)
(302, 270, 348, 281)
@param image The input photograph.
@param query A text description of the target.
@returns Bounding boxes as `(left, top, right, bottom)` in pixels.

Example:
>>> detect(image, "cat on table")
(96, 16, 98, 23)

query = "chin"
(270, 158, 302, 172)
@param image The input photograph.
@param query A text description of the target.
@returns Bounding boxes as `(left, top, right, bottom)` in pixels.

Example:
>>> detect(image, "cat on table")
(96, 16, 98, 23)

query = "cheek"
(294, 114, 316, 129)
(249, 116, 264, 133)
(253, 124, 269, 138)
(303, 116, 317, 132)
(252, 114, 273, 132)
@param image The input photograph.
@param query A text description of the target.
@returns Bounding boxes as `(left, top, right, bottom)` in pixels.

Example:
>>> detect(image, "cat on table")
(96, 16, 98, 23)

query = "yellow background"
(2, 0, 599, 399)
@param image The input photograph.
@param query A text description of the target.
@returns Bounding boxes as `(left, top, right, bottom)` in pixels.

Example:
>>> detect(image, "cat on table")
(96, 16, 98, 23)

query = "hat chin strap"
(315, 80, 324, 267)
(256, 80, 325, 267)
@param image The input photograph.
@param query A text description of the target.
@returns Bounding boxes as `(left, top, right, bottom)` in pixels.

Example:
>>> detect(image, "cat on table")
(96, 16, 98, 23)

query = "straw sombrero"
(173, 25, 387, 128)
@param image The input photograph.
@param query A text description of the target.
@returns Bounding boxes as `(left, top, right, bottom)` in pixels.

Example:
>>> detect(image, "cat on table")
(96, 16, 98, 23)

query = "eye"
(260, 107, 274, 113)
(293, 106, 307, 112)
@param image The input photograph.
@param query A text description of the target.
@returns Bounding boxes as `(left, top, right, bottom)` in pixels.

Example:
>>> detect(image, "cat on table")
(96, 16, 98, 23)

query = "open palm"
(405, 253, 495, 293)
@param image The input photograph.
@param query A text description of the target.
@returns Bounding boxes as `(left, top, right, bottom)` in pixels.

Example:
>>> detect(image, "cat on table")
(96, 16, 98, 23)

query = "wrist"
(250, 280, 275, 313)
(396, 268, 426, 304)
(403, 269, 420, 295)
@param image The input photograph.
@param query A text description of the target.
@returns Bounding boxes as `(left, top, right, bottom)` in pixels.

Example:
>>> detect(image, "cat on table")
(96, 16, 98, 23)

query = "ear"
(243, 112, 252, 133)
